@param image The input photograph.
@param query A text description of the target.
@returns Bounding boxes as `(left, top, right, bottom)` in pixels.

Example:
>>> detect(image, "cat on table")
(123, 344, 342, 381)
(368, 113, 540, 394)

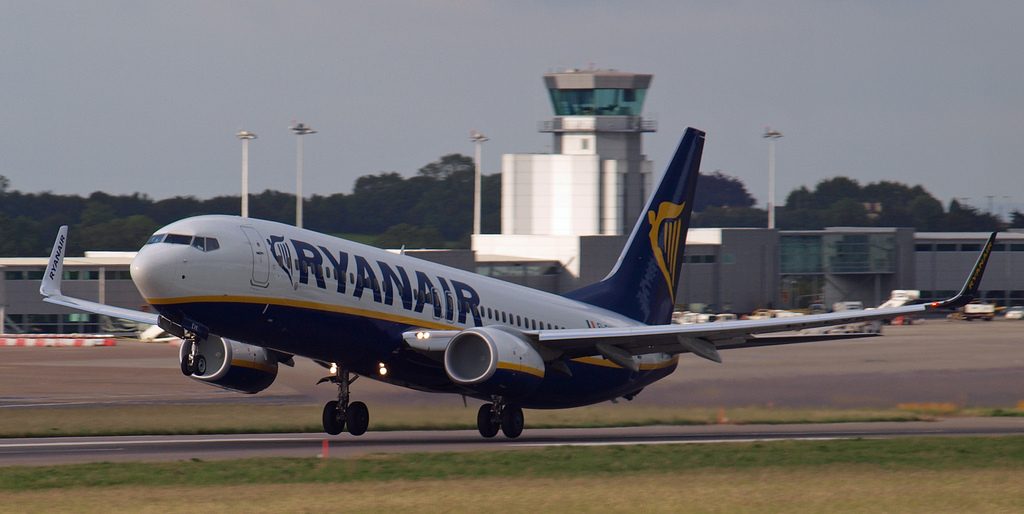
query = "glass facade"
(780, 236, 824, 273)
(782, 233, 895, 274)
(824, 234, 895, 274)
(548, 88, 647, 116)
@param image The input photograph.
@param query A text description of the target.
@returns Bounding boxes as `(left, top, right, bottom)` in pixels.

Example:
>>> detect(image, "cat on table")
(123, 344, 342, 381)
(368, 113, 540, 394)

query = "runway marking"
(0, 448, 125, 455)
(0, 437, 320, 449)
(512, 436, 849, 448)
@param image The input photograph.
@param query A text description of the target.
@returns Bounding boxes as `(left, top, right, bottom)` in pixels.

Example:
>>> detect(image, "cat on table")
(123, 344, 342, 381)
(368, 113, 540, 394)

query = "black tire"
(500, 405, 525, 439)
(322, 401, 344, 435)
(477, 404, 499, 438)
(346, 401, 369, 436)
(195, 355, 207, 375)
(180, 358, 194, 376)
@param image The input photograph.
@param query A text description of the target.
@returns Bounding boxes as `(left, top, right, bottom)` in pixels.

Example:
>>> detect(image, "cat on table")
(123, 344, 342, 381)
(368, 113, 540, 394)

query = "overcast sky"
(2, 1, 1022, 216)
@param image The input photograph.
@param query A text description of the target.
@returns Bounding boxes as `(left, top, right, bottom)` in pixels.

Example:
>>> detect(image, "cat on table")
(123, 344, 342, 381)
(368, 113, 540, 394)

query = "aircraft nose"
(131, 247, 179, 300)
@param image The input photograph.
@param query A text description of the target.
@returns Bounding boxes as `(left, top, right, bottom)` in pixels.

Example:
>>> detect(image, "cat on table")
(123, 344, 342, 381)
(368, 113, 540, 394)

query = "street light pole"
(236, 130, 257, 218)
(290, 122, 317, 229)
(763, 127, 783, 229)
(470, 130, 489, 235)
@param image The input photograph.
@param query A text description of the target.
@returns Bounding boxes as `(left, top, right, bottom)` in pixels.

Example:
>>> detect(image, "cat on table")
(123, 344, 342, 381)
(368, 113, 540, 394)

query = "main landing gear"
(477, 397, 524, 439)
(319, 368, 369, 436)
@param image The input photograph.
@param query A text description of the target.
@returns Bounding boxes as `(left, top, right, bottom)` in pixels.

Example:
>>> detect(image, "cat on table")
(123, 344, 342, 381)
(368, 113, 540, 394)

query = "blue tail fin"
(565, 128, 705, 325)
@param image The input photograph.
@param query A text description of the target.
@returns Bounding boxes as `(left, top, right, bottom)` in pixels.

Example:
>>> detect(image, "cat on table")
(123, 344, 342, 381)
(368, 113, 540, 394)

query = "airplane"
(39, 127, 996, 439)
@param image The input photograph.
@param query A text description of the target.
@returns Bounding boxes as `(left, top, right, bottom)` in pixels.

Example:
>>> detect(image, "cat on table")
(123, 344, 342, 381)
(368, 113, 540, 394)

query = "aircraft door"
(240, 226, 271, 288)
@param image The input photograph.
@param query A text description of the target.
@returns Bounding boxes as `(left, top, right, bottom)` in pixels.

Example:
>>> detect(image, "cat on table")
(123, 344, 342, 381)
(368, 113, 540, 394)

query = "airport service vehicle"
(833, 301, 864, 312)
(39, 128, 997, 439)
(1005, 306, 1024, 320)
(949, 301, 996, 321)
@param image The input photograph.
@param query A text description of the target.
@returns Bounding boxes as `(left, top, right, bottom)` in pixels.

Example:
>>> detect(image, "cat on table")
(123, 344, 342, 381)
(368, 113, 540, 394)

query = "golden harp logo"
(647, 201, 686, 300)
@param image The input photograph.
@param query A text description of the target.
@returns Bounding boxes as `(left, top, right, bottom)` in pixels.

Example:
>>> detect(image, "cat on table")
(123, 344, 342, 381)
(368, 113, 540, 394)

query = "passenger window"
(501, 312, 507, 323)
(531, 319, 537, 330)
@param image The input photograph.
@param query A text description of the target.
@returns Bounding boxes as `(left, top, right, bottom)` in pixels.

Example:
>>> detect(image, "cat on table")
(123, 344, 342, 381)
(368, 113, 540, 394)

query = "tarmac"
(1, 318, 1021, 411)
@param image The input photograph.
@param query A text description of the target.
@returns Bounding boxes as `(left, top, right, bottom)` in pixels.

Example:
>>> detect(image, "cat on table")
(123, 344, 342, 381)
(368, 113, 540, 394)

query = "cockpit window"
(164, 234, 192, 245)
(189, 236, 221, 252)
(146, 233, 219, 251)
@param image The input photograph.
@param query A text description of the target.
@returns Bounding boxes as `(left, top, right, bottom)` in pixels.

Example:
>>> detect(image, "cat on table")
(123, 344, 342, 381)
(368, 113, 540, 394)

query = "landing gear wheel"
(322, 400, 344, 435)
(477, 404, 499, 438)
(500, 405, 525, 439)
(180, 358, 194, 376)
(346, 401, 369, 436)
(195, 355, 207, 375)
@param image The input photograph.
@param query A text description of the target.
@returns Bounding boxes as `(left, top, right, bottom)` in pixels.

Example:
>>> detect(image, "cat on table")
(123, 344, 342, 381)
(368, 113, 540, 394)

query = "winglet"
(40, 225, 68, 297)
(929, 232, 997, 309)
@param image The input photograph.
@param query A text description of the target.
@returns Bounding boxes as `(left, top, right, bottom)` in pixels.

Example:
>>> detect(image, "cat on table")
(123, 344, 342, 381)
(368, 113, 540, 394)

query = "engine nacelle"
(443, 326, 545, 397)
(178, 335, 278, 394)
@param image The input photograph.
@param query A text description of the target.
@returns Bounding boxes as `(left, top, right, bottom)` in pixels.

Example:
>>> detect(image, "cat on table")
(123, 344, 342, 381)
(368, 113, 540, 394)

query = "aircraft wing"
(39, 226, 159, 326)
(533, 232, 995, 366)
(405, 233, 995, 370)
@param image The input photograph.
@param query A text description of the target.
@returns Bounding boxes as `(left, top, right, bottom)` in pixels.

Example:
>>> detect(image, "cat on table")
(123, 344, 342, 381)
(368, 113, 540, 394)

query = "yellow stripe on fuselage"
(145, 294, 457, 330)
(150, 295, 678, 373)
(572, 355, 679, 371)
(496, 361, 546, 378)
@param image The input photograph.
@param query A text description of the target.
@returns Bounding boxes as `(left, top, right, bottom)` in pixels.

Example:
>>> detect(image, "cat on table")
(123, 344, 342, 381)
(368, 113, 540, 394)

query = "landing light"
(378, 362, 388, 376)
(329, 362, 338, 375)
(416, 331, 430, 340)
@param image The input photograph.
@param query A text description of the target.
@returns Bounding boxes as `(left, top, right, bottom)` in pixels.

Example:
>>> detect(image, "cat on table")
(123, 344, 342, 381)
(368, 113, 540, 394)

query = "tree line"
(693, 176, 1021, 232)
(0, 166, 1020, 257)
(0, 155, 499, 257)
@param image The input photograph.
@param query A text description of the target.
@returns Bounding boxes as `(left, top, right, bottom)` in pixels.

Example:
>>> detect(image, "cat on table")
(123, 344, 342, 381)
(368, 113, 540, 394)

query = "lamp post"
(470, 130, 489, 236)
(236, 130, 257, 218)
(290, 122, 317, 229)
(763, 127, 784, 229)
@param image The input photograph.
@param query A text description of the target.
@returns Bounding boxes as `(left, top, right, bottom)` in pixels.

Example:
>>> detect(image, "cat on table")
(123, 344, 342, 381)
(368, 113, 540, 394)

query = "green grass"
(2, 436, 1023, 490)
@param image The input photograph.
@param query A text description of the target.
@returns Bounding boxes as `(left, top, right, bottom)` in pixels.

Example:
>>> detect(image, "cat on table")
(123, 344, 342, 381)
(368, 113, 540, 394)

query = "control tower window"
(548, 88, 647, 116)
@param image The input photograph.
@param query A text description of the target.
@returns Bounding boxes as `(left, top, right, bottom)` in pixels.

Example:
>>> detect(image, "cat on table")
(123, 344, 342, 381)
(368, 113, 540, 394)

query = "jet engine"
(178, 335, 278, 394)
(443, 326, 545, 397)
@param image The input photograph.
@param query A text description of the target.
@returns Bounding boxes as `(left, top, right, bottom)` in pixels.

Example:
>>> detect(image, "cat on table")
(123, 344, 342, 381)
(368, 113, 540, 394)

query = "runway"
(2, 417, 1022, 466)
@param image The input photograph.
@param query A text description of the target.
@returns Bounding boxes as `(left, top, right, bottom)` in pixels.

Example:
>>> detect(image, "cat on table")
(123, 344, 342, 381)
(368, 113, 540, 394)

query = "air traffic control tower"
(474, 69, 658, 289)
(502, 69, 656, 236)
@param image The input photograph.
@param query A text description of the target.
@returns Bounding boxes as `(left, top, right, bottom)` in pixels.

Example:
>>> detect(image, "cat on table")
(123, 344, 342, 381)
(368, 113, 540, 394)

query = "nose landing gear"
(319, 368, 369, 436)
(180, 332, 200, 376)
(477, 397, 524, 439)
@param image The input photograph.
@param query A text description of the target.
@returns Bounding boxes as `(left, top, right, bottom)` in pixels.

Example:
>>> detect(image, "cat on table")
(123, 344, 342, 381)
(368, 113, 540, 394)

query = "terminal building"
(3, 69, 1023, 333)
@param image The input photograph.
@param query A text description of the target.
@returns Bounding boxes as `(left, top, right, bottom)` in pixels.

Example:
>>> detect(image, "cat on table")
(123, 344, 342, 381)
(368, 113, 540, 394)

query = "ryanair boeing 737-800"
(40, 128, 995, 439)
